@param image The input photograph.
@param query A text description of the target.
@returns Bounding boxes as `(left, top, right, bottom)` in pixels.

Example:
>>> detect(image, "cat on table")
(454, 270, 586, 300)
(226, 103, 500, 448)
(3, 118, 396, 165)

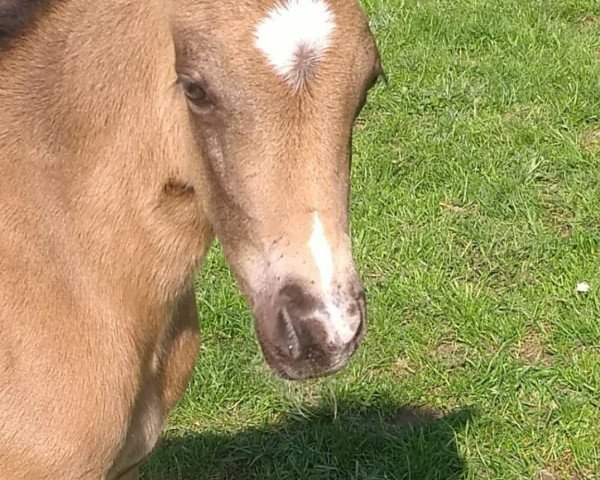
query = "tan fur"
(0, 0, 381, 478)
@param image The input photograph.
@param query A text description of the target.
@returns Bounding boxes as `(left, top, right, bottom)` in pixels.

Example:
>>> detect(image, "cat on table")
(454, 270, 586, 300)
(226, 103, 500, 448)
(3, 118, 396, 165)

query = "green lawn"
(143, 1, 600, 478)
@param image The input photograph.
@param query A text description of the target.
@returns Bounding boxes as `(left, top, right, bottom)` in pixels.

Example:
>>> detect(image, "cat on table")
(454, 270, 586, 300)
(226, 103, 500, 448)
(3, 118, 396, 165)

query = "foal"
(0, 0, 382, 478)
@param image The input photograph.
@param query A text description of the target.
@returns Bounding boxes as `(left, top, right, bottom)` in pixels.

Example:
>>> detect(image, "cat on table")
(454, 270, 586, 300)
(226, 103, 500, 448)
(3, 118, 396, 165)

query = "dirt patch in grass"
(538, 468, 570, 480)
(434, 341, 466, 370)
(580, 128, 600, 152)
(393, 357, 416, 376)
(517, 330, 553, 366)
(538, 180, 575, 237)
(545, 209, 573, 236)
(439, 198, 477, 215)
(536, 468, 577, 480)
(578, 14, 599, 30)
(537, 448, 598, 479)
(392, 405, 445, 426)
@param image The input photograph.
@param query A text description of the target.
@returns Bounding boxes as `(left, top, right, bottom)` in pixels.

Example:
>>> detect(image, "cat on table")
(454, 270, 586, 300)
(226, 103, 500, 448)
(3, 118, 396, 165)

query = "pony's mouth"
(263, 330, 364, 381)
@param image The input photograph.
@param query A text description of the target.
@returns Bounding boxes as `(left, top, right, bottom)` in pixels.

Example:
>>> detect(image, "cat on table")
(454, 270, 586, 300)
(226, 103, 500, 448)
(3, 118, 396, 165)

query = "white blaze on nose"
(308, 212, 355, 343)
(308, 212, 334, 289)
(254, 0, 335, 86)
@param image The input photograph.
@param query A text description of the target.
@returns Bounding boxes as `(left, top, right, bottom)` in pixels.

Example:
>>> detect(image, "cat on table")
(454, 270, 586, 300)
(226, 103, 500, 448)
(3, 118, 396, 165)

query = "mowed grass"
(143, 1, 600, 479)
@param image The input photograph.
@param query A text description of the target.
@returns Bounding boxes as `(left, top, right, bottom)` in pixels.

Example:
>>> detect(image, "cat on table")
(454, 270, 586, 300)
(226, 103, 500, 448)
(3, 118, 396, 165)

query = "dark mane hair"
(0, 0, 54, 50)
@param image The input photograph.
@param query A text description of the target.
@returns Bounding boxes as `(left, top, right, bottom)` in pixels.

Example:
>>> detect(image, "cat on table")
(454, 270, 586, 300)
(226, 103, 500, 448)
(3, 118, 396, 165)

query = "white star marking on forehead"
(254, 0, 336, 88)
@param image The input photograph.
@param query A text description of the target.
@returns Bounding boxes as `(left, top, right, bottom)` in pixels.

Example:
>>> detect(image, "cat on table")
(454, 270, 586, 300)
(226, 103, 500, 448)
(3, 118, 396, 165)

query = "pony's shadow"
(142, 399, 474, 480)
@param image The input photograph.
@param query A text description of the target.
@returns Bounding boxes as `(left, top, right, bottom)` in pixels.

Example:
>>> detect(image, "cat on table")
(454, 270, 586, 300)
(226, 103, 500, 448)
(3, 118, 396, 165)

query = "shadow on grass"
(142, 398, 474, 480)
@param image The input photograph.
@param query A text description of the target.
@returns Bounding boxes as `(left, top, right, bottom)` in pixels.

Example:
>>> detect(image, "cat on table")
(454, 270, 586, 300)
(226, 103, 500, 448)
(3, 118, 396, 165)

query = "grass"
(143, 0, 600, 478)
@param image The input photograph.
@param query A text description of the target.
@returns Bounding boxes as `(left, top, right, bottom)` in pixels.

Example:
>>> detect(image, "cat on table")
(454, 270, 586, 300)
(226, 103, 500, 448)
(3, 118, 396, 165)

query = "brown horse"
(0, 0, 383, 478)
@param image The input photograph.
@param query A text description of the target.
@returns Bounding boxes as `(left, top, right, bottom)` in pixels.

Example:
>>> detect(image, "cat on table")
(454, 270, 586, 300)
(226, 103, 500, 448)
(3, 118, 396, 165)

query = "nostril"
(275, 306, 301, 360)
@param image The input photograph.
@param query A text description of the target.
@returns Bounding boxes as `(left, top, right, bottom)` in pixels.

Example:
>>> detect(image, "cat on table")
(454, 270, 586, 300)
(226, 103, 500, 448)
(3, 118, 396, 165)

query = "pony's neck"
(0, 0, 211, 307)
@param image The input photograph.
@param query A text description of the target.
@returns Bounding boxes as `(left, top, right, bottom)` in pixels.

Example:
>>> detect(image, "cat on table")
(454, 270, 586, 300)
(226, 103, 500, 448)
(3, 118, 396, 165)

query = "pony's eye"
(178, 77, 213, 109)
(183, 82, 207, 103)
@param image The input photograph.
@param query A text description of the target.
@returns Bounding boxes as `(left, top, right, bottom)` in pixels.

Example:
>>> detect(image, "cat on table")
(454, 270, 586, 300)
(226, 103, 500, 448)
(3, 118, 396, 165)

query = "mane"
(0, 0, 55, 50)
